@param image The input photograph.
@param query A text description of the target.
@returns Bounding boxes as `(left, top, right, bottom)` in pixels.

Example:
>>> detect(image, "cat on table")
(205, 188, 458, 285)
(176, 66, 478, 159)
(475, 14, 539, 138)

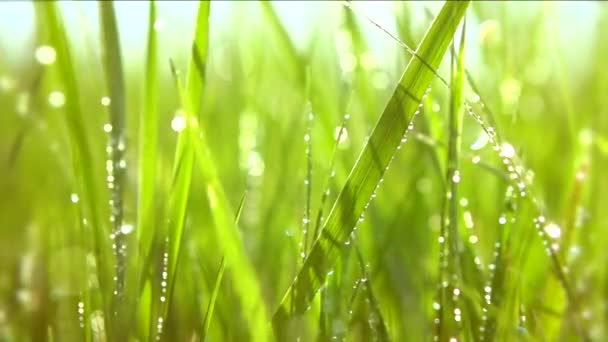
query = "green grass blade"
(156, 2, 212, 339)
(36, 0, 112, 329)
(135, 2, 158, 340)
(136, 0, 159, 282)
(437, 19, 467, 341)
(98, 2, 130, 338)
(272, 1, 470, 336)
(201, 257, 226, 342)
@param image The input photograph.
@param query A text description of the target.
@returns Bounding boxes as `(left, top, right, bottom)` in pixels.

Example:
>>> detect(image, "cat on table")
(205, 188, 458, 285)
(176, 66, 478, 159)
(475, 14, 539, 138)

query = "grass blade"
(36, 0, 112, 330)
(272, 1, 470, 337)
(437, 18, 468, 341)
(98, 2, 130, 338)
(201, 257, 225, 342)
(134, 2, 158, 340)
(136, 0, 159, 283)
(155, 2, 212, 339)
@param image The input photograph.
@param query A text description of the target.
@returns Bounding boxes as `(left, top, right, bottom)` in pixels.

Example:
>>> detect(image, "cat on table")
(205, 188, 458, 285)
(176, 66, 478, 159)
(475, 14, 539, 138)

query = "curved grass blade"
(272, 1, 470, 336)
(37, 0, 112, 330)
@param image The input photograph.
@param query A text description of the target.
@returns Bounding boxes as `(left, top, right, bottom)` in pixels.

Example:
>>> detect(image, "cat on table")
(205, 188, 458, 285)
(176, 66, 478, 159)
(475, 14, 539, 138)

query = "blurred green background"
(0, 1, 607, 341)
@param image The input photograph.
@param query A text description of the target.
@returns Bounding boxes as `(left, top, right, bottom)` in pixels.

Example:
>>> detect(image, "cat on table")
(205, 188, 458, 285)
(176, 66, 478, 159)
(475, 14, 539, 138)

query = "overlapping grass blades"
(272, 1, 470, 337)
(36, 1, 113, 335)
(164, 2, 272, 340)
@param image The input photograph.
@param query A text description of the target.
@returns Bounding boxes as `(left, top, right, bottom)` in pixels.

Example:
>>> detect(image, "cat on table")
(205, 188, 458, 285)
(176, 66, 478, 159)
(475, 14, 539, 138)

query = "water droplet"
(48, 91, 65, 108)
(334, 126, 348, 144)
(469, 235, 478, 244)
(70, 193, 80, 203)
(470, 131, 489, 150)
(171, 112, 187, 132)
(498, 216, 507, 225)
(453, 288, 460, 296)
(101, 97, 111, 106)
(103, 123, 113, 133)
(544, 223, 561, 239)
(304, 134, 310, 142)
(500, 143, 516, 158)
(120, 224, 134, 235)
(472, 155, 481, 164)
(35, 45, 56, 65)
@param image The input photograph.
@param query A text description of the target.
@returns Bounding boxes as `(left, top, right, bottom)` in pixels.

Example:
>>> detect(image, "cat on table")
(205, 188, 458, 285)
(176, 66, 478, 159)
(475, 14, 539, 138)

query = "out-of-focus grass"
(1, 1, 608, 341)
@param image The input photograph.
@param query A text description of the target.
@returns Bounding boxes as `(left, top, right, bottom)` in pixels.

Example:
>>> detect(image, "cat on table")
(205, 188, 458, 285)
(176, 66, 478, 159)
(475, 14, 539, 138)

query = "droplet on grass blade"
(70, 193, 80, 203)
(48, 91, 65, 108)
(35, 45, 56, 65)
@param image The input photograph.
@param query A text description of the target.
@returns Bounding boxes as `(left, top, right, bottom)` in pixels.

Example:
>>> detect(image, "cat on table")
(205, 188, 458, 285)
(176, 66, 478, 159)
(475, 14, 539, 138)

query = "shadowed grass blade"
(272, 1, 470, 337)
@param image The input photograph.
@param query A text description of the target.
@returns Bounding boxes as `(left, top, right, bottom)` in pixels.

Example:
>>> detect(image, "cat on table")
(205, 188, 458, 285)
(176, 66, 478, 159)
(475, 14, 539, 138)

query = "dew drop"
(334, 126, 348, 144)
(171, 113, 187, 132)
(35, 45, 56, 65)
(103, 123, 113, 133)
(48, 91, 66, 108)
(500, 143, 516, 158)
(70, 193, 80, 203)
(101, 96, 111, 106)
(544, 223, 561, 239)
(120, 224, 134, 235)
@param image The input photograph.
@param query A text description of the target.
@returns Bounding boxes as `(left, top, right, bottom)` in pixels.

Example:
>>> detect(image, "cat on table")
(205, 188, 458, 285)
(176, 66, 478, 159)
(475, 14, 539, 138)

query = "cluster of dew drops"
(430, 96, 572, 341)
(296, 87, 430, 321)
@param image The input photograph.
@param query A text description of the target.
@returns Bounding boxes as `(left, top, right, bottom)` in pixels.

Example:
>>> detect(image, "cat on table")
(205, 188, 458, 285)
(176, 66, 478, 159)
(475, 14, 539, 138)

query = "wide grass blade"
(272, 1, 470, 336)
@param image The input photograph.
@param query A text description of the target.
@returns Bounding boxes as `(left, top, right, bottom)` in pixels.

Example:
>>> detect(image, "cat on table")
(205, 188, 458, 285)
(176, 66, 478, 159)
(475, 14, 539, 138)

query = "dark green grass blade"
(272, 1, 470, 336)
